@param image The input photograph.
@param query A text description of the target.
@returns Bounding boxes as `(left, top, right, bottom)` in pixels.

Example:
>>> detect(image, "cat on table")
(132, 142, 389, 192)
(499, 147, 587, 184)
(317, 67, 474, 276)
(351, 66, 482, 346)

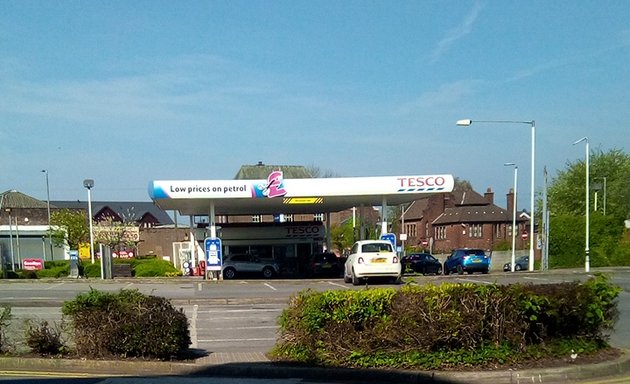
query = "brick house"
(399, 187, 529, 254)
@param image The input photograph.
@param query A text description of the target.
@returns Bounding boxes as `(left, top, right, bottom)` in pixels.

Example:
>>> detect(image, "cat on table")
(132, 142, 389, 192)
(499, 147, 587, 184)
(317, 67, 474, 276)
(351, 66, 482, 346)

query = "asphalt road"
(2, 267, 630, 354)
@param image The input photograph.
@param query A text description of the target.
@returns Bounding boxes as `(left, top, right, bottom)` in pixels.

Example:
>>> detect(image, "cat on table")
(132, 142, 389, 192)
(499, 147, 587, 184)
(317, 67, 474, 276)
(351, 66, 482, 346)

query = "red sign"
(522, 232, 529, 240)
(23, 258, 44, 271)
(113, 251, 134, 259)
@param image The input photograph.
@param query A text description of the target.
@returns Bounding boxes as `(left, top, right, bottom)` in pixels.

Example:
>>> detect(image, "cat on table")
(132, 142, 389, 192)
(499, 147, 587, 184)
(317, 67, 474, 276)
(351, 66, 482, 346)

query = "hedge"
(271, 273, 620, 369)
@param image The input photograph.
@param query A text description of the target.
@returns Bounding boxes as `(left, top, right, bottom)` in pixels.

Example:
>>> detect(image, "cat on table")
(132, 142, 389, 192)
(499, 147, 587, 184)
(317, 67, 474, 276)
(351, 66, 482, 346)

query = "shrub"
(271, 275, 620, 369)
(0, 305, 11, 353)
(133, 259, 180, 277)
(24, 320, 66, 356)
(62, 288, 190, 360)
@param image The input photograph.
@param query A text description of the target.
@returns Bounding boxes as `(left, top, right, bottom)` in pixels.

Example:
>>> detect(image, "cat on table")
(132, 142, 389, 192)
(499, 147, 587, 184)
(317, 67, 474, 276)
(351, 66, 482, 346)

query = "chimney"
(484, 187, 494, 204)
(507, 188, 515, 215)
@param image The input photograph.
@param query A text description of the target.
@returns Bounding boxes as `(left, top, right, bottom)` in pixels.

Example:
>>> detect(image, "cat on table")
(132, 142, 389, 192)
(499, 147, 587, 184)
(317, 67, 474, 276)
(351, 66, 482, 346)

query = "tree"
(545, 148, 630, 267)
(548, 148, 630, 220)
(48, 209, 89, 250)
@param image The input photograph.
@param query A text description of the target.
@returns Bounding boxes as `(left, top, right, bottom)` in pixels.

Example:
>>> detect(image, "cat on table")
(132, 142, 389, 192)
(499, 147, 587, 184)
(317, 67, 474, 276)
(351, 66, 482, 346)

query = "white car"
(343, 240, 402, 285)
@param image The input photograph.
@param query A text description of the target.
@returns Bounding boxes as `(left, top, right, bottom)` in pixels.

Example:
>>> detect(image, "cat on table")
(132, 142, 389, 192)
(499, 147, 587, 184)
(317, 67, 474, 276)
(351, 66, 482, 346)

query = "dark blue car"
(443, 248, 490, 275)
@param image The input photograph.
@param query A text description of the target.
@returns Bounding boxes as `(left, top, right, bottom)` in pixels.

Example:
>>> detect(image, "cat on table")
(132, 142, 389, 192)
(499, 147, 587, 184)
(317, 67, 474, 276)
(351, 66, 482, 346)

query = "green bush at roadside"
(62, 288, 191, 359)
(270, 273, 620, 369)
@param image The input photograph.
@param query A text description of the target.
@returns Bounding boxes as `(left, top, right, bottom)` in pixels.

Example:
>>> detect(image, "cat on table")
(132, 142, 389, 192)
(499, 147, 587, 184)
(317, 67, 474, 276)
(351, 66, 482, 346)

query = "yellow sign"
(283, 197, 323, 204)
(79, 243, 91, 259)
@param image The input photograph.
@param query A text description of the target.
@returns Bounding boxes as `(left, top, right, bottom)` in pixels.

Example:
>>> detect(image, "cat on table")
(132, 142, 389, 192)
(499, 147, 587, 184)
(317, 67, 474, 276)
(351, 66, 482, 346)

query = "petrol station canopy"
(148, 173, 455, 216)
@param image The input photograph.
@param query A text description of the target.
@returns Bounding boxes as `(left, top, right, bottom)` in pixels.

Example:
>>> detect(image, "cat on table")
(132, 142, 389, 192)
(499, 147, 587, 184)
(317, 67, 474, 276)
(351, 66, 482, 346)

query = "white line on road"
(327, 281, 349, 289)
(123, 282, 134, 290)
(198, 337, 276, 343)
(456, 278, 494, 285)
(210, 326, 278, 331)
(44, 283, 65, 290)
(524, 276, 549, 281)
(190, 304, 198, 349)
(264, 283, 277, 291)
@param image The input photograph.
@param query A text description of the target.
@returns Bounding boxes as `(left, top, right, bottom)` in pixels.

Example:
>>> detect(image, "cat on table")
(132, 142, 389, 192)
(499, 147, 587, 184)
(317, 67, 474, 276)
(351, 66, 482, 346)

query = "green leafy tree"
(48, 209, 89, 250)
(548, 148, 630, 220)
(546, 148, 630, 267)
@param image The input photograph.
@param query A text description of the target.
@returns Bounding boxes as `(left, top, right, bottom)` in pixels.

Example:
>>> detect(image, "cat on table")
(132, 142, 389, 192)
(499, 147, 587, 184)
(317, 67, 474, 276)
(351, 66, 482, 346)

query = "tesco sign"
(397, 176, 446, 188)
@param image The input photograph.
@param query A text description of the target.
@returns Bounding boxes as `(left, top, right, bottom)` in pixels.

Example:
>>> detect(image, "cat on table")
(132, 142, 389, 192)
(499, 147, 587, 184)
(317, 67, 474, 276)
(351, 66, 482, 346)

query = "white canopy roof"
(149, 174, 454, 216)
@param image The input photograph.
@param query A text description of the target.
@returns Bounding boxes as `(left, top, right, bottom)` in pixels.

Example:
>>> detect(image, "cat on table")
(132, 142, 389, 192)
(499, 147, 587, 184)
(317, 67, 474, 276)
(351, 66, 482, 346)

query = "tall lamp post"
(573, 137, 590, 272)
(457, 119, 536, 271)
(504, 163, 518, 272)
(42, 170, 53, 260)
(594, 176, 607, 215)
(83, 179, 95, 264)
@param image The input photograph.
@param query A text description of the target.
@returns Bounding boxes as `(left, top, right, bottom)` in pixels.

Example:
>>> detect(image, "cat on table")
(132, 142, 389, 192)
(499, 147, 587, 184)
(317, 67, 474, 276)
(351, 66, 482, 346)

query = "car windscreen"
(464, 249, 486, 256)
(362, 243, 393, 253)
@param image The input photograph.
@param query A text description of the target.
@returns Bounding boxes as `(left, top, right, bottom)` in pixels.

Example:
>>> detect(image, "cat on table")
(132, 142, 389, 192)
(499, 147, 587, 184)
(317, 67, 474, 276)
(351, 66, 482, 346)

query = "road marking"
(198, 337, 276, 342)
(211, 326, 279, 331)
(190, 304, 198, 348)
(44, 282, 65, 290)
(456, 278, 493, 285)
(524, 276, 549, 281)
(327, 281, 349, 288)
(264, 283, 277, 291)
(123, 282, 134, 290)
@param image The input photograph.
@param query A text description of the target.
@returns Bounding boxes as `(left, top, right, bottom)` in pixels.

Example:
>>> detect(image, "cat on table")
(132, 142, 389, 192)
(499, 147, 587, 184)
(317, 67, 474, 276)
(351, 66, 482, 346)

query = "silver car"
(221, 254, 280, 279)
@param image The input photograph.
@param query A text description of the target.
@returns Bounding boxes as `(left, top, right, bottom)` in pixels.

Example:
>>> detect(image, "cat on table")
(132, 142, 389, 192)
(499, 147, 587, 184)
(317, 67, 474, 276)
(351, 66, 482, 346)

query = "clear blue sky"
(1, 1, 628, 212)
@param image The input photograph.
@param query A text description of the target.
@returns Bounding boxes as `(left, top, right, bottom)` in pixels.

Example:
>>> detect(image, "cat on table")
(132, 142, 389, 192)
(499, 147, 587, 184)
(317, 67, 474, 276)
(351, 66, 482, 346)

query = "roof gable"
(234, 163, 312, 180)
(0, 190, 48, 209)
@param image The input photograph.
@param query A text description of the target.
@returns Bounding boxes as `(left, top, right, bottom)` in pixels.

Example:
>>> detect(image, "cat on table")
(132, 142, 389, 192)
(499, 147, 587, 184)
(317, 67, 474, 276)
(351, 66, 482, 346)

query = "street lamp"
(504, 163, 518, 272)
(457, 119, 536, 271)
(573, 137, 590, 272)
(42, 170, 53, 260)
(83, 179, 95, 264)
(593, 176, 607, 215)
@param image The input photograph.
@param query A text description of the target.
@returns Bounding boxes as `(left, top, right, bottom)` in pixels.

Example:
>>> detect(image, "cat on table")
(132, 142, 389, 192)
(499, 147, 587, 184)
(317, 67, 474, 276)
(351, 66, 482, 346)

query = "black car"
(307, 252, 341, 277)
(401, 253, 442, 275)
(503, 255, 529, 272)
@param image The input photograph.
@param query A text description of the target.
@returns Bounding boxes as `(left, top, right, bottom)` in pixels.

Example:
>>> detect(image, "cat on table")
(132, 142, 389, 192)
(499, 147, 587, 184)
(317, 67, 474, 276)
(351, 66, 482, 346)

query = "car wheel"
(444, 266, 450, 275)
(457, 265, 464, 275)
(262, 266, 275, 279)
(351, 269, 361, 286)
(223, 267, 236, 280)
(343, 271, 351, 283)
(436, 266, 442, 275)
(482, 269, 489, 274)
(515, 264, 522, 271)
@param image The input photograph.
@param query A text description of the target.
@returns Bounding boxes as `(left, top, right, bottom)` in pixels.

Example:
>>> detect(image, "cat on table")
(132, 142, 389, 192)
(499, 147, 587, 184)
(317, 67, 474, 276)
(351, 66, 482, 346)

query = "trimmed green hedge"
(271, 274, 620, 369)
(62, 288, 190, 359)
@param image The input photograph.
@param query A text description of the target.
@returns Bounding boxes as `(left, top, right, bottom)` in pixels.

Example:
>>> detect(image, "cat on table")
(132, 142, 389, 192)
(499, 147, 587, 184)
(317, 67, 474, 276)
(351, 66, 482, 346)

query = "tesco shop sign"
(397, 176, 447, 188)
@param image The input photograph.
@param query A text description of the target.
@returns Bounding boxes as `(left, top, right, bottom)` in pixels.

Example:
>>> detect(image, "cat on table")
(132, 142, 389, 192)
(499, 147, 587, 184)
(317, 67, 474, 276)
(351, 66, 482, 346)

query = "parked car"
(307, 252, 341, 277)
(443, 248, 490, 275)
(503, 255, 529, 272)
(343, 240, 402, 285)
(221, 254, 280, 279)
(401, 253, 442, 275)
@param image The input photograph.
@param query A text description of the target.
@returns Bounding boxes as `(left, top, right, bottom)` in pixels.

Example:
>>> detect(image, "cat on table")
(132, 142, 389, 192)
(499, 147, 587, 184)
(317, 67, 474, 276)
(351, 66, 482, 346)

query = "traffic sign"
(380, 233, 396, 248)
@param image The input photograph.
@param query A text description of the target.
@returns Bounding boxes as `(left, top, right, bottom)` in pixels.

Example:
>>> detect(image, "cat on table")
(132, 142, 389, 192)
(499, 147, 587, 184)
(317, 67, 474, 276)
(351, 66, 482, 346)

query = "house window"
(406, 223, 416, 238)
(436, 226, 446, 240)
(313, 213, 324, 221)
(252, 214, 261, 223)
(495, 224, 502, 238)
(469, 224, 482, 238)
(507, 224, 513, 237)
